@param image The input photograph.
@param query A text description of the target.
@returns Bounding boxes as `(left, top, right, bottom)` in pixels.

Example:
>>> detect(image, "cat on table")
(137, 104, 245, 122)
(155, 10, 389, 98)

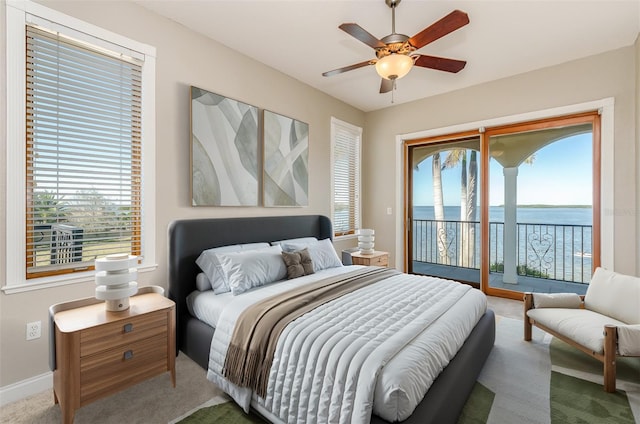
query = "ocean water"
(413, 205, 592, 226)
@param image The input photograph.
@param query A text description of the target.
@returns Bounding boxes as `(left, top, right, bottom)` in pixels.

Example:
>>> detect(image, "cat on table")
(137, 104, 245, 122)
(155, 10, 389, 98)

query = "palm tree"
(431, 152, 449, 264)
(442, 149, 478, 267)
(466, 151, 478, 266)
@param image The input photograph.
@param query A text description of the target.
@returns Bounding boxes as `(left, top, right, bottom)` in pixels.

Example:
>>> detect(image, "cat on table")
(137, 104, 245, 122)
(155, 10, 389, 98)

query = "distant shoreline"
(501, 204, 591, 208)
(415, 205, 592, 209)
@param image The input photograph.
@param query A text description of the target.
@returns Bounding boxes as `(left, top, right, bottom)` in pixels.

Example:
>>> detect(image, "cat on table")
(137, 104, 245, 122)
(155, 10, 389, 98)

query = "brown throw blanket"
(223, 267, 400, 398)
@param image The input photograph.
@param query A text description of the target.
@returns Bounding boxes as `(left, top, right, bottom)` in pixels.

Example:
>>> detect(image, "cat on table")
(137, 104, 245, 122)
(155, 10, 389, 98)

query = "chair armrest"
(524, 292, 534, 312)
(617, 324, 640, 356)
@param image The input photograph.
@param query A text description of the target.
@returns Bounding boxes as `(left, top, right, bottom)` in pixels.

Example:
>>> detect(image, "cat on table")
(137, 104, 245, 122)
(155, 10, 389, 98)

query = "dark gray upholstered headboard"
(167, 215, 332, 352)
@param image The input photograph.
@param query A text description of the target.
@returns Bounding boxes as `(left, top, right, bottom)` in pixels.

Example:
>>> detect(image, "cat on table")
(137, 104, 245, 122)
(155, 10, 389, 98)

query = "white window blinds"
(25, 24, 142, 278)
(332, 118, 361, 236)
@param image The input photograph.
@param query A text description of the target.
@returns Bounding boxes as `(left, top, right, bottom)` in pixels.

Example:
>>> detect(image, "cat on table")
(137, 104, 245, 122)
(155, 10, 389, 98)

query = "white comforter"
(206, 266, 486, 423)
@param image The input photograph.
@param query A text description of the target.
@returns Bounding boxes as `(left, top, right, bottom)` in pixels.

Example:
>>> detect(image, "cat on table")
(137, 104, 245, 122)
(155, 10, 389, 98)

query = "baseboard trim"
(0, 371, 52, 406)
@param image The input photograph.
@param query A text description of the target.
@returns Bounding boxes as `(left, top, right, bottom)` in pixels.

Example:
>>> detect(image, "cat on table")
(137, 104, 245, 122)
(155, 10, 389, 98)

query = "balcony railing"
(412, 219, 592, 284)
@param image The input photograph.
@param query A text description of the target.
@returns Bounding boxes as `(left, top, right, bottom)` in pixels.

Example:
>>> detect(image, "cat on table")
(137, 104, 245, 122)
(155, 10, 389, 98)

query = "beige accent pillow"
(282, 248, 314, 279)
(532, 292, 582, 309)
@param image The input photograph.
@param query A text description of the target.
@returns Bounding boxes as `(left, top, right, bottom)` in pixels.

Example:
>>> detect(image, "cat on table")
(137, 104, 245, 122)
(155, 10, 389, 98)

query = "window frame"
(330, 117, 362, 239)
(4, 0, 157, 293)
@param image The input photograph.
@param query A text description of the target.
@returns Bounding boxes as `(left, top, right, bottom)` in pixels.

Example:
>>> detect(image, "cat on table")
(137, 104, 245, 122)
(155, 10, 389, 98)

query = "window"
(25, 26, 143, 278)
(5, 1, 156, 291)
(331, 118, 362, 237)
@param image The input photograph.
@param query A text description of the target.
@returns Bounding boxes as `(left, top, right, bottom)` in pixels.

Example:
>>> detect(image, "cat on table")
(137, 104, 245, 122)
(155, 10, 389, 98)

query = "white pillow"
(195, 272, 212, 292)
(284, 238, 342, 272)
(271, 237, 318, 248)
(218, 245, 287, 295)
(196, 242, 270, 294)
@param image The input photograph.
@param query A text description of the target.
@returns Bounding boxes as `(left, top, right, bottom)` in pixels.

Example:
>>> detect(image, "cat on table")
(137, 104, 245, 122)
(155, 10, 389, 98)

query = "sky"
(412, 133, 592, 207)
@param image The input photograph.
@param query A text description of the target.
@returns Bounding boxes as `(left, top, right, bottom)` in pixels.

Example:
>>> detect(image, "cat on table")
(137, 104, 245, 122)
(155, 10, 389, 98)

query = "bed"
(168, 215, 495, 424)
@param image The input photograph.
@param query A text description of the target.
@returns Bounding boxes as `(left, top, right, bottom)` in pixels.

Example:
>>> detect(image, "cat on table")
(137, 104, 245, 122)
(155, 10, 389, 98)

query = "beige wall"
(363, 46, 638, 274)
(0, 0, 364, 387)
(636, 35, 640, 276)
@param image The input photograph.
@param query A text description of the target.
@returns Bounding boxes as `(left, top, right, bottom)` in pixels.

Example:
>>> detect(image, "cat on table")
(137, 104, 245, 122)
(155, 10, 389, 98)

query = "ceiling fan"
(323, 0, 469, 94)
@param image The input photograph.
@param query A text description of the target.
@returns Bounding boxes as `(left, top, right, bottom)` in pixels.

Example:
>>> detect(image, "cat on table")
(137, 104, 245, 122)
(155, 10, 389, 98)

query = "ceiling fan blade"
(339, 23, 386, 49)
(322, 60, 373, 77)
(380, 78, 394, 93)
(414, 55, 467, 73)
(408, 10, 469, 49)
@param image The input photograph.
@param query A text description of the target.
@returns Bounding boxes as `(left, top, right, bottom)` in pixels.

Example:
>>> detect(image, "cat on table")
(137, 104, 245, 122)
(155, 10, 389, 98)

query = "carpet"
(174, 316, 640, 424)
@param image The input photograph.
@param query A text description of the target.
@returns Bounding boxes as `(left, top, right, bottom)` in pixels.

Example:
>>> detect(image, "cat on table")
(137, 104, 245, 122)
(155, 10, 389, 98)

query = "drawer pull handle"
(123, 323, 133, 333)
(123, 350, 134, 360)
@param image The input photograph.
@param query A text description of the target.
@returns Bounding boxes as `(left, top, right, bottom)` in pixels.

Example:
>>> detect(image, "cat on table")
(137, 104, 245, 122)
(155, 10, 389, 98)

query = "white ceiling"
(137, 0, 640, 112)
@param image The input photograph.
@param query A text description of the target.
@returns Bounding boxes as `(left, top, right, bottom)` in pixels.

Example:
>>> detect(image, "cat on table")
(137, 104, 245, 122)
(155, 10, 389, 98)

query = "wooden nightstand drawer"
(80, 334, 168, 404)
(80, 310, 168, 357)
(351, 251, 389, 267)
(369, 255, 388, 267)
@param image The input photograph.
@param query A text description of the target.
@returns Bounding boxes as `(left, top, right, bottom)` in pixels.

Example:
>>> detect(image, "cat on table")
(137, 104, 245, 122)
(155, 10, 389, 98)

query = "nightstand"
(351, 250, 389, 267)
(51, 288, 175, 424)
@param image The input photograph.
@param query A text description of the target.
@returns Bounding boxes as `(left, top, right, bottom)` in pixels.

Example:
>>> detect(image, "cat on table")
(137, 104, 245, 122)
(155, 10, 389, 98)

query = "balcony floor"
(412, 261, 588, 295)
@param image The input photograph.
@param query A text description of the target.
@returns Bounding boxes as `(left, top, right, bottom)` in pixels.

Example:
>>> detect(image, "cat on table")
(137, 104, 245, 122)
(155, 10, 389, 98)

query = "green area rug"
(175, 317, 640, 424)
(458, 382, 495, 424)
(550, 371, 635, 424)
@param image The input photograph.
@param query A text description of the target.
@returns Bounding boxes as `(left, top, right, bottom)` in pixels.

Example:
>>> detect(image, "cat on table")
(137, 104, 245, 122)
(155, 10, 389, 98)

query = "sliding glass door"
(406, 113, 600, 299)
(408, 134, 481, 285)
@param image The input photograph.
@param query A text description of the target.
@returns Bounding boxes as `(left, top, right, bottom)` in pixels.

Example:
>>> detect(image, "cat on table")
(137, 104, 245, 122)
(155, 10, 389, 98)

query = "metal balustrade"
(412, 219, 592, 284)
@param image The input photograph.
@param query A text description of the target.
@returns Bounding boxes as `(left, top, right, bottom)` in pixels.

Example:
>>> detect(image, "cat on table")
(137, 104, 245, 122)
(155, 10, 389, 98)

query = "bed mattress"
(194, 266, 486, 423)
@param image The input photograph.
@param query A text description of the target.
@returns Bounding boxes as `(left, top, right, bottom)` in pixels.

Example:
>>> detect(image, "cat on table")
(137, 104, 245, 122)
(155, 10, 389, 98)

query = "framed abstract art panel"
(190, 86, 259, 206)
(263, 110, 309, 207)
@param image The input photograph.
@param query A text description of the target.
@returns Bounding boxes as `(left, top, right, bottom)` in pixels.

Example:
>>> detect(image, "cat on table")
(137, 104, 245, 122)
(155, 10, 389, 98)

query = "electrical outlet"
(26, 321, 41, 340)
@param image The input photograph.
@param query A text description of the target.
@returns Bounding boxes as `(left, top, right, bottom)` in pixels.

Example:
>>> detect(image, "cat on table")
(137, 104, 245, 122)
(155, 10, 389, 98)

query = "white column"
(503, 167, 518, 284)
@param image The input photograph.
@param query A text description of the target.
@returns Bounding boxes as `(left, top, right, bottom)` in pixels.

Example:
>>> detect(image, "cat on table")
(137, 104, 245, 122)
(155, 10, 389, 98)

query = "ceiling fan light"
(375, 54, 413, 80)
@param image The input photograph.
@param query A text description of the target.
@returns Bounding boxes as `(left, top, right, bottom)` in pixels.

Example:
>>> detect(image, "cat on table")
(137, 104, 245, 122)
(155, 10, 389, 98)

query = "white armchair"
(524, 267, 640, 392)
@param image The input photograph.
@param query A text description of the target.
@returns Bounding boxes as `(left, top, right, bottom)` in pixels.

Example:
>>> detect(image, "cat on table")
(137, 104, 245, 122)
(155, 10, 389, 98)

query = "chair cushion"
(585, 267, 640, 325)
(527, 308, 627, 354)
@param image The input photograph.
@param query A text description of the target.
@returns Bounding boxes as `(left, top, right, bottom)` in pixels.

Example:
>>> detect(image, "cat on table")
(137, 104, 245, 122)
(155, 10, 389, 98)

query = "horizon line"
(414, 204, 592, 208)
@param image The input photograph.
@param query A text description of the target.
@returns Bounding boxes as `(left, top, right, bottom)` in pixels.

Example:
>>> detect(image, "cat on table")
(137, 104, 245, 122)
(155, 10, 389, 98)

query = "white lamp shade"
(375, 54, 413, 80)
(357, 229, 375, 254)
(95, 282, 138, 300)
(95, 254, 138, 311)
(95, 254, 138, 271)
(95, 270, 138, 286)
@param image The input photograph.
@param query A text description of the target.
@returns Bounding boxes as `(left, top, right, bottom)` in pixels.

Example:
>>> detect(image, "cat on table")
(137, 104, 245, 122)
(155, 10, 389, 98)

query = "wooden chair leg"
(603, 325, 617, 392)
(523, 293, 533, 341)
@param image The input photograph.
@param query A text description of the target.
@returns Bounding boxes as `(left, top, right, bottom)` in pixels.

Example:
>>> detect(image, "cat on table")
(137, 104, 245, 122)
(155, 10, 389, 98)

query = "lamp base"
(105, 297, 130, 311)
